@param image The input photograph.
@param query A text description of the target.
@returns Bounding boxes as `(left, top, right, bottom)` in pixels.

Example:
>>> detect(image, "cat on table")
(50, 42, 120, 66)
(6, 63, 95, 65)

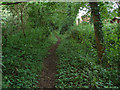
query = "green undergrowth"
(2, 28, 57, 88)
(55, 39, 119, 88)
(55, 23, 119, 88)
(103, 23, 120, 65)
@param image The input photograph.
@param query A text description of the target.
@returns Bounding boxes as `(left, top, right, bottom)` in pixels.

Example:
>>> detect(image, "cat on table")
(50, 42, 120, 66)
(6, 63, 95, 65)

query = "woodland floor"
(38, 36, 61, 88)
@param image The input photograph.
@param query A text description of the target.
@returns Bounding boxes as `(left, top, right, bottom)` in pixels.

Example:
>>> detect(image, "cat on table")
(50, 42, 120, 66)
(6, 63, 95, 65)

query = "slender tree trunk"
(20, 7, 26, 37)
(117, 2, 120, 67)
(89, 2, 105, 63)
(118, 2, 120, 41)
(118, 2, 120, 17)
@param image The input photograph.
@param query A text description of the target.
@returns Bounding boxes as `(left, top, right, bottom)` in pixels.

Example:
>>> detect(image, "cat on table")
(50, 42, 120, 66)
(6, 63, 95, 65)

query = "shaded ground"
(38, 36, 61, 88)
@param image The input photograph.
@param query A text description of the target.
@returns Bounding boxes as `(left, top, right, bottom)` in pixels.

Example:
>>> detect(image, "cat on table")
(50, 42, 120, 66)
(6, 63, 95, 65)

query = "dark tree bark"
(89, 2, 105, 63)
(0, 1, 32, 5)
(0, 2, 22, 5)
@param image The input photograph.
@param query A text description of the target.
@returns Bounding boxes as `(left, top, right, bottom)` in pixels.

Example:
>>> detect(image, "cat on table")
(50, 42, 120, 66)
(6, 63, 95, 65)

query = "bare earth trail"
(38, 35, 61, 88)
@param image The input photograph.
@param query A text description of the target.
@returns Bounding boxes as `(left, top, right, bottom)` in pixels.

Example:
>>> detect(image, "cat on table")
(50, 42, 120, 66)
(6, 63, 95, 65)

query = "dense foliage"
(1, 2, 120, 88)
(55, 23, 119, 88)
(2, 28, 57, 88)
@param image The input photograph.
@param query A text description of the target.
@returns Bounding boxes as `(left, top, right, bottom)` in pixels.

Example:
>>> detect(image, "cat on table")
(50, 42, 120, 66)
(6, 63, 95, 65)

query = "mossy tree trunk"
(89, 2, 105, 63)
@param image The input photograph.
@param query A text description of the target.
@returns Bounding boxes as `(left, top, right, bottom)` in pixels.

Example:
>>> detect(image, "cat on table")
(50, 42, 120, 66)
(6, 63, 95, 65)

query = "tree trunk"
(89, 2, 104, 63)
(20, 6, 26, 37)
(118, 2, 120, 17)
(117, 2, 120, 67)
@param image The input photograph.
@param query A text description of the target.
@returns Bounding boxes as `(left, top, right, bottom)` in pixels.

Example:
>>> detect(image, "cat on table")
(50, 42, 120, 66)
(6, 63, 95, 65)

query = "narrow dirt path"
(38, 35, 61, 88)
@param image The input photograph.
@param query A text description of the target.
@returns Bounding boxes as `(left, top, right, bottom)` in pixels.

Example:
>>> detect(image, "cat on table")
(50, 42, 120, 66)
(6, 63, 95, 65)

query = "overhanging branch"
(0, 0, 33, 5)
(0, 2, 22, 5)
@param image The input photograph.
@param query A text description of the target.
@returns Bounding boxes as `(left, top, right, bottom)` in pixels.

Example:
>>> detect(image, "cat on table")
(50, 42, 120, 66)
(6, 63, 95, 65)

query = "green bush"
(55, 38, 119, 88)
(55, 23, 119, 88)
(2, 28, 56, 88)
(103, 23, 119, 64)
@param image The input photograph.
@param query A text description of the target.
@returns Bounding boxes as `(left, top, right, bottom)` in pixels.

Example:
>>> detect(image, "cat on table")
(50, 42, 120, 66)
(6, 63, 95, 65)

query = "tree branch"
(0, 2, 22, 5)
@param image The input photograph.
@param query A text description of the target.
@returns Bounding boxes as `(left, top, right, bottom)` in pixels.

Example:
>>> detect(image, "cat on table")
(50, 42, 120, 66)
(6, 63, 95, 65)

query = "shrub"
(2, 28, 56, 88)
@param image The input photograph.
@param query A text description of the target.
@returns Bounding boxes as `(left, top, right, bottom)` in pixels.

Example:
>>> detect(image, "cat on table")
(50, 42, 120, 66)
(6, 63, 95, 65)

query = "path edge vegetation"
(1, 2, 120, 88)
